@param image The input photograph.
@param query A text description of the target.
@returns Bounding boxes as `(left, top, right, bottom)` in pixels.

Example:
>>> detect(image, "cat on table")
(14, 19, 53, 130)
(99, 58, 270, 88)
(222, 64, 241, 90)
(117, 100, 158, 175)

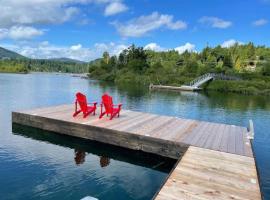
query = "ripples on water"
(0, 73, 270, 199)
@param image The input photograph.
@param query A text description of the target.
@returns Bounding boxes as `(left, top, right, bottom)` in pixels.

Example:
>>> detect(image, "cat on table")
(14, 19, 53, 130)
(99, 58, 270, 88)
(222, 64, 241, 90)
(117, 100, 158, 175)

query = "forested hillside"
(0, 46, 89, 73)
(89, 43, 270, 95)
(0, 47, 26, 59)
(0, 59, 89, 73)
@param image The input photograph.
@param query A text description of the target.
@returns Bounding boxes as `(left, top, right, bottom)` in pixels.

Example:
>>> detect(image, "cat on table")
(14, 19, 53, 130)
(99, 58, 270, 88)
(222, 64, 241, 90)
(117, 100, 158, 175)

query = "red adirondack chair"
(73, 92, 97, 118)
(99, 93, 122, 120)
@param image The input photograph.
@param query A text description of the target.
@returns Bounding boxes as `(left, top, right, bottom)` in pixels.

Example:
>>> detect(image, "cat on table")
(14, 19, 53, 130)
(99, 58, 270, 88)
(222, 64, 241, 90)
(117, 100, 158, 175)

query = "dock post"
(248, 119, 255, 140)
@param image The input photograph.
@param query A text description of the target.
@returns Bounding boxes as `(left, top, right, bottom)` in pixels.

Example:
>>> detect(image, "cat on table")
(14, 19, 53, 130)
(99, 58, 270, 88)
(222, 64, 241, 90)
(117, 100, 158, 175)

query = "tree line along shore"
(1, 43, 270, 95)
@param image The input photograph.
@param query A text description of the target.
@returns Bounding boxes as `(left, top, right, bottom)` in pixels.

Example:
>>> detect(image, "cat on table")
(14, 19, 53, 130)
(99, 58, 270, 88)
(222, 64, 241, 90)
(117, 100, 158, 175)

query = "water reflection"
(1, 73, 270, 199)
(12, 123, 176, 173)
(74, 151, 111, 168)
(99, 156, 110, 168)
(74, 150, 86, 165)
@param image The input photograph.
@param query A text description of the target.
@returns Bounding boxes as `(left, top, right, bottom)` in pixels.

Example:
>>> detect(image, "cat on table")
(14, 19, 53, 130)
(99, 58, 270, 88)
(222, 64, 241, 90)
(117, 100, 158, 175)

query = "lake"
(0, 73, 269, 200)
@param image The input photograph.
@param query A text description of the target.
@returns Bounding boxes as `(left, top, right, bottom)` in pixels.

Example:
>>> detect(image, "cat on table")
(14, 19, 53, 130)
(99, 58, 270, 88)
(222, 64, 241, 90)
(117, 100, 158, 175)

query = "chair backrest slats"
(102, 94, 113, 113)
(76, 92, 88, 113)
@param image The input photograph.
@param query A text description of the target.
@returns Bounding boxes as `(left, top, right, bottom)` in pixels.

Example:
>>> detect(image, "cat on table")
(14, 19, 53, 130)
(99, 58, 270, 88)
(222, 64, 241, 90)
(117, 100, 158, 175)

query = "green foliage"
(0, 60, 28, 73)
(88, 43, 270, 95)
(262, 62, 270, 76)
(206, 80, 270, 95)
(0, 58, 89, 73)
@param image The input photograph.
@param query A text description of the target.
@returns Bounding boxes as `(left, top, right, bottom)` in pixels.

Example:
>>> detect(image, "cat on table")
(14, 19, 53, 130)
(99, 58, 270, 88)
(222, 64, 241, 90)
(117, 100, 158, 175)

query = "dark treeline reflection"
(12, 123, 176, 173)
(92, 80, 270, 112)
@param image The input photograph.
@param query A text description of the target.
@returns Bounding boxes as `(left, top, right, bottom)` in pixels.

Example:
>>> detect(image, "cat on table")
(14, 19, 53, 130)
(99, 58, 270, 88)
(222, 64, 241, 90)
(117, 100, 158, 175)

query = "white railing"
(188, 73, 215, 87)
(187, 73, 241, 87)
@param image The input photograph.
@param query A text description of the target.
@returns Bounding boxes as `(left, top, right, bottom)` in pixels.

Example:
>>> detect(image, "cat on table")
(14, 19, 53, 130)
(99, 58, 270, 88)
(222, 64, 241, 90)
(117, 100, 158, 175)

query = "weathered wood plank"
(154, 146, 261, 200)
(219, 124, 231, 153)
(151, 118, 188, 139)
(181, 121, 210, 145)
(194, 122, 219, 148)
(26, 104, 72, 115)
(12, 104, 252, 158)
(203, 123, 224, 150)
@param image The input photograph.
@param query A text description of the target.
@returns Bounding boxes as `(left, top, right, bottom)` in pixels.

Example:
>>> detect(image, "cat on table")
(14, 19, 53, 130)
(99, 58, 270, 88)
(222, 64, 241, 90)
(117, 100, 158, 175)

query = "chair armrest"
(88, 102, 97, 106)
(113, 104, 122, 108)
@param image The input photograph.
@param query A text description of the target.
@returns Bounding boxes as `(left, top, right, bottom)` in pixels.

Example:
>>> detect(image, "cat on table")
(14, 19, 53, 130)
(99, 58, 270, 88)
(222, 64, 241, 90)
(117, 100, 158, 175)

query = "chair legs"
(83, 112, 90, 118)
(99, 111, 106, 119)
(74, 105, 120, 120)
(74, 108, 96, 118)
(73, 110, 82, 117)
(109, 111, 120, 120)
(84, 107, 96, 118)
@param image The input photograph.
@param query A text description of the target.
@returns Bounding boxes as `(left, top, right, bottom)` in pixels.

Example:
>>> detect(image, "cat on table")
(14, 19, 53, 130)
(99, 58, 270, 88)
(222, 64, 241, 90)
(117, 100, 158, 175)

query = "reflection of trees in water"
(89, 78, 270, 111)
(203, 92, 270, 111)
(74, 150, 86, 165)
(100, 156, 110, 168)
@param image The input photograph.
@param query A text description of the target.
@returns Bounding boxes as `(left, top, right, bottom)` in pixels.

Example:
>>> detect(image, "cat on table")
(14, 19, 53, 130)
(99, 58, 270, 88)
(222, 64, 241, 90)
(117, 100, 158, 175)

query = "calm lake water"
(0, 73, 269, 200)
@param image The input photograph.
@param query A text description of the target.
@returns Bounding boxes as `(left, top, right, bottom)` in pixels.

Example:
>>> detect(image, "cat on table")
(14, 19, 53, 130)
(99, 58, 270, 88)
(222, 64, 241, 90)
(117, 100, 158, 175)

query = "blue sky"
(0, 0, 269, 61)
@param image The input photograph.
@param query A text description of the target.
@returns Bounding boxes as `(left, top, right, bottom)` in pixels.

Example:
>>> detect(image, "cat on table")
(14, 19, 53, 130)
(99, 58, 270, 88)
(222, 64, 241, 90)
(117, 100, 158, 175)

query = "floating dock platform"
(149, 84, 201, 91)
(12, 104, 261, 200)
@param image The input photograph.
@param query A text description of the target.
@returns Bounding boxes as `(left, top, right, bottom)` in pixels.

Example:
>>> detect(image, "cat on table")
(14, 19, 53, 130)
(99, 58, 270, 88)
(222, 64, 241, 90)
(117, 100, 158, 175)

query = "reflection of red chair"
(74, 150, 86, 165)
(99, 93, 122, 120)
(100, 156, 110, 168)
(73, 92, 97, 118)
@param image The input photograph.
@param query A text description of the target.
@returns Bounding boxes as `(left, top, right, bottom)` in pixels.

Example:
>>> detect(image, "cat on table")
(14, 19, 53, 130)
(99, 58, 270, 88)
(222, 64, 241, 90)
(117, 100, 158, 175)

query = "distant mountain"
(0, 47, 26, 59)
(0, 46, 86, 63)
(47, 57, 86, 64)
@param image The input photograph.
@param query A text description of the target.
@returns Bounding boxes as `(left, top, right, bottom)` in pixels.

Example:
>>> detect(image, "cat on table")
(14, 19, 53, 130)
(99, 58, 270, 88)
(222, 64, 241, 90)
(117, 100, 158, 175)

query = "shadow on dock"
(12, 123, 177, 173)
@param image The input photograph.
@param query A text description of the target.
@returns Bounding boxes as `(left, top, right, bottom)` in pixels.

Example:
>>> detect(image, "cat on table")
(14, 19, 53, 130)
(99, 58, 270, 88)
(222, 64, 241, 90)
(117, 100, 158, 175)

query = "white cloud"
(0, 26, 44, 40)
(104, 1, 128, 16)
(0, 0, 82, 28)
(144, 43, 163, 51)
(0, 0, 128, 28)
(2, 41, 129, 62)
(252, 19, 268, 26)
(175, 43, 195, 54)
(112, 12, 187, 37)
(221, 39, 243, 48)
(70, 44, 82, 51)
(0, 0, 129, 41)
(199, 16, 232, 29)
(94, 42, 128, 55)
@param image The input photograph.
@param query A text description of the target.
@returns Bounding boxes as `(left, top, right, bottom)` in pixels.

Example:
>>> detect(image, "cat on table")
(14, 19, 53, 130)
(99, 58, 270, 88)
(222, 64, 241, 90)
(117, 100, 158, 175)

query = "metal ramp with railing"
(150, 73, 240, 91)
(185, 73, 215, 88)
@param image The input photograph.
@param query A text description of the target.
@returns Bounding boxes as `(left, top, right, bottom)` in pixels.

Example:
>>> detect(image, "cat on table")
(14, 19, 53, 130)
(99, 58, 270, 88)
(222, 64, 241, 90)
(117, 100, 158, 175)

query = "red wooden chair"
(73, 92, 97, 118)
(99, 93, 122, 120)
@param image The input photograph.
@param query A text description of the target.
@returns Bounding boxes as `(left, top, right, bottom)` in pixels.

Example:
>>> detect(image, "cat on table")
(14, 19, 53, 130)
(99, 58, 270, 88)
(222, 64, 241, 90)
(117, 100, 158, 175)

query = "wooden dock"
(149, 84, 201, 91)
(12, 104, 261, 200)
(154, 146, 261, 200)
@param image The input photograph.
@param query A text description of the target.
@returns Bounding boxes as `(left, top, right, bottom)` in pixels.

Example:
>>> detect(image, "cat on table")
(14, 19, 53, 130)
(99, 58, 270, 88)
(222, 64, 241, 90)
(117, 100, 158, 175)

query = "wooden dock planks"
(13, 104, 253, 157)
(12, 104, 261, 200)
(154, 146, 261, 200)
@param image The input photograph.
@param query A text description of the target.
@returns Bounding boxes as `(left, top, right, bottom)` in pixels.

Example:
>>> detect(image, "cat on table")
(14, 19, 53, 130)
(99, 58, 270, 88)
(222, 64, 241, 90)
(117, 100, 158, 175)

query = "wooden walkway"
(154, 146, 261, 200)
(12, 104, 261, 200)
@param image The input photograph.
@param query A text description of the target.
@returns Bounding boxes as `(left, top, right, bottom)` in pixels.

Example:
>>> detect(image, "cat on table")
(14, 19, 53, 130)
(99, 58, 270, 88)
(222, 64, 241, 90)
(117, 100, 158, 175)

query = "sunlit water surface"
(0, 73, 269, 199)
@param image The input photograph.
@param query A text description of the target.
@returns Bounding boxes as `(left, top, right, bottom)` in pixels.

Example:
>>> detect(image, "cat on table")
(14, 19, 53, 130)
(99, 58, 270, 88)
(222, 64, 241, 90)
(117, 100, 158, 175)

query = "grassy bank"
(204, 79, 270, 95)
